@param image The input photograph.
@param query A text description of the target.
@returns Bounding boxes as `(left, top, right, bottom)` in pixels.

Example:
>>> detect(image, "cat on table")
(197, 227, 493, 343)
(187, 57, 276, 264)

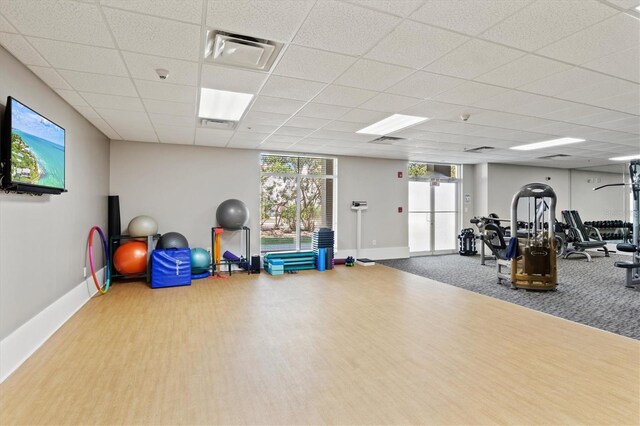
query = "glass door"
(408, 163, 460, 255)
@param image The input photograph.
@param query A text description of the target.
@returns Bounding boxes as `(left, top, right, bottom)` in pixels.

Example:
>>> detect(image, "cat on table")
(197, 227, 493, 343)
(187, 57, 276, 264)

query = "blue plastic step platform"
(263, 251, 316, 272)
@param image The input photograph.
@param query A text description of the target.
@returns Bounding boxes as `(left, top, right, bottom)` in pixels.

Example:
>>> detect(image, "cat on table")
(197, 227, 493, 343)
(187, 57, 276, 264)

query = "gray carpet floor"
(379, 253, 640, 340)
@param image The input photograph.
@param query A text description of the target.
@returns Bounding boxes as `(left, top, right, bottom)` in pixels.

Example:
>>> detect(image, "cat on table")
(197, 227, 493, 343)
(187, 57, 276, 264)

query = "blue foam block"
(151, 248, 192, 288)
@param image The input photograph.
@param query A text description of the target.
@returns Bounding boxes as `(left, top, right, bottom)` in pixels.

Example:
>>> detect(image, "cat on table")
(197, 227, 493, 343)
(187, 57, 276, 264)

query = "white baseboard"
(0, 268, 104, 383)
(336, 246, 409, 260)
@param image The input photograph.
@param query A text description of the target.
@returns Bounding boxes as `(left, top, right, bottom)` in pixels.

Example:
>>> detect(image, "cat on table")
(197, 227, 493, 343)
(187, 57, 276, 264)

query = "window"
(260, 154, 336, 253)
(408, 162, 460, 254)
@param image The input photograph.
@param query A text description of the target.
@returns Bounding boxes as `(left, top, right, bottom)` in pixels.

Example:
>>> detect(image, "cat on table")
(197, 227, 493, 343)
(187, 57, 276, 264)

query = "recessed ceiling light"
(198, 88, 253, 121)
(609, 154, 640, 161)
(356, 114, 429, 135)
(510, 137, 585, 151)
(636, 5, 640, 11)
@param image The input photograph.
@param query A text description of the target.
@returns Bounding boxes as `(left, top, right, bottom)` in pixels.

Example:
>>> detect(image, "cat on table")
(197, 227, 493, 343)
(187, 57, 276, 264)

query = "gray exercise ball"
(157, 232, 189, 249)
(127, 215, 158, 237)
(216, 199, 250, 230)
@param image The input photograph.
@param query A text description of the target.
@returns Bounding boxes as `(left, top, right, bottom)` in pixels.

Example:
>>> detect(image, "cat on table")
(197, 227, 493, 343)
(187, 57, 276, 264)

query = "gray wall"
(473, 163, 489, 217)
(110, 141, 262, 254)
(0, 46, 110, 339)
(569, 169, 627, 221)
(485, 163, 571, 219)
(338, 156, 408, 252)
(110, 141, 409, 256)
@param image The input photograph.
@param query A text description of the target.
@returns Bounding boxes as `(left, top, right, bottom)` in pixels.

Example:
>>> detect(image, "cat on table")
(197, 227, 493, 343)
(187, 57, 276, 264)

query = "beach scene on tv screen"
(10, 100, 65, 189)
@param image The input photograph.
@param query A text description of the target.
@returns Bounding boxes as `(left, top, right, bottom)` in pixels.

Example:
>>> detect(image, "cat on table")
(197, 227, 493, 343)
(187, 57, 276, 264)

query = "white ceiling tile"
(1, 0, 114, 47)
(142, 99, 195, 116)
(297, 103, 351, 120)
(346, 0, 425, 17)
(339, 108, 389, 123)
(320, 120, 365, 132)
(28, 66, 72, 90)
(134, 80, 197, 103)
(200, 65, 267, 93)
(84, 115, 121, 139)
(0, 13, 17, 32)
(100, 0, 203, 24)
(293, 1, 400, 56)
(480, 0, 617, 51)
(401, 100, 467, 119)
(194, 128, 234, 147)
(582, 46, 640, 83)
(425, 39, 525, 80)
(537, 14, 640, 65)
(285, 116, 332, 129)
(313, 85, 377, 107)
(263, 134, 302, 144)
(432, 81, 508, 105)
(55, 89, 89, 107)
(154, 124, 195, 144)
(73, 105, 101, 119)
(0, 33, 48, 66)
(386, 71, 464, 99)
(595, 116, 640, 133)
(58, 70, 137, 96)
(365, 20, 468, 69)
(334, 59, 413, 91)
(207, 0, 314, 42)
(273, 45, 356, 83)
(274, 126, 315, 137)
(122, 52, 199, 86)
(411, 0, 532, 36)
(81, 92, 145, 111)
(250, 96, 306, 115)
(470, 89, 542, 111)
(475, 55, 572, 88)
(237, 123, 279, 133)
(540, 104, 607, 123)
(556, 78, 639, 105)
(96, 109, 157, 141)
(509, 97, 579, 117)
(591, 92, 640, 113)
(604, 0, 640, 8)
(103, 7, 201, 61)
(358, 93, 422, 112)
(27, 37, 128, 75)
(242, 111, 291, 126)
(260, 75, 326, 101)
(149, 113, 196, 128)
(227, 131, 268, 147)
(519, 67, 607, 96)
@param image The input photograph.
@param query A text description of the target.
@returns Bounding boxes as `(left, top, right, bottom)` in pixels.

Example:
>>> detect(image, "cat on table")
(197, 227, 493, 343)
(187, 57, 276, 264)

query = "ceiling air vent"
(204, 30, 283, 72)
(539, 154, 570, 160)
(369, 136, 405, 145)
(464, 146, 495, 153)
(200, 118, 238, 130)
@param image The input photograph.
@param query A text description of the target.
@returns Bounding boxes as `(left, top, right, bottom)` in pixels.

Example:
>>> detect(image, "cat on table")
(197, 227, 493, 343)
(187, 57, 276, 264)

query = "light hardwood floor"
(1, 265, 638, 425)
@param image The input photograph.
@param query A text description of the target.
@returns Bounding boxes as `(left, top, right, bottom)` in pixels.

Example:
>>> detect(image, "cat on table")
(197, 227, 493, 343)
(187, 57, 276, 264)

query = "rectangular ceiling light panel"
(356, 114, 429, 135)
(198, 88, 254, 121)
(609, 154, 640, 161)
(510, 137, 585, 151)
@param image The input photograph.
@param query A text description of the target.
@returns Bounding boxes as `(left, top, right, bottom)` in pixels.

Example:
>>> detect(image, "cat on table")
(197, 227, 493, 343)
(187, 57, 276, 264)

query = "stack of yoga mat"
(312, 228, 334, 270)
(263, 251, 316, 274)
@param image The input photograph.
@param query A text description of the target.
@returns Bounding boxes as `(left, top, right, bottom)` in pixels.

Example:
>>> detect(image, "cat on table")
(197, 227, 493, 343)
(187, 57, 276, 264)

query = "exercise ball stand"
(351, 201, 375, 266)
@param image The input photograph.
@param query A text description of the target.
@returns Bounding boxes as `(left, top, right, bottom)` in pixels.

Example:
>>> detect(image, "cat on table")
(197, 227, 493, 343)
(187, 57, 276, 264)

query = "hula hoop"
(88, 226, 111, 294)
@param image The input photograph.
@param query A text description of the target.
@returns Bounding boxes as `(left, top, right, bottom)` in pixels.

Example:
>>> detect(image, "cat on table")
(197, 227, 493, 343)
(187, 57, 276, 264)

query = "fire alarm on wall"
(398, 171, 403, 178)
(398, 207, 403, 213)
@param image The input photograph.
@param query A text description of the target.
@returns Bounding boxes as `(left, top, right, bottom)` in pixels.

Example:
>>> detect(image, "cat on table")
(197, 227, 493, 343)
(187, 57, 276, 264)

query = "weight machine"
(595, 160, 640, 289)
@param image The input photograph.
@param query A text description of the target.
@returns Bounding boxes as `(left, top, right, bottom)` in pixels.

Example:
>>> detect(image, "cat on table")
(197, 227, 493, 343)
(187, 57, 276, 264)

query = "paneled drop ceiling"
(0, 0, 638, 168)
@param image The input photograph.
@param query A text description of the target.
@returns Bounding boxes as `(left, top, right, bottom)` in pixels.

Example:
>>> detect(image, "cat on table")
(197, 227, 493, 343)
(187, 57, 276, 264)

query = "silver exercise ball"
(127, 215, 158, 237)
(216, 199, 250, 230)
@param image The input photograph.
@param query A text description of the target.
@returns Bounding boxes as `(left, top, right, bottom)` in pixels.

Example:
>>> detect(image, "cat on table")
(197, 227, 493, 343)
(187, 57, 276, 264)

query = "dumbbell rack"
(584, 220, 633, 242)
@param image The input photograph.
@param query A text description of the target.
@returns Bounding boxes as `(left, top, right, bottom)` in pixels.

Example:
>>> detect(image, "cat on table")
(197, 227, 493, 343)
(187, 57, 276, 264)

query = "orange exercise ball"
(113, 241, 147, 275)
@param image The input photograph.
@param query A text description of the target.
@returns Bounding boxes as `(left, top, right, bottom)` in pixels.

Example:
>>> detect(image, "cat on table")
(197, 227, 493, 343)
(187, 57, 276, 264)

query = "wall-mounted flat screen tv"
(1, 97, 65, 194)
